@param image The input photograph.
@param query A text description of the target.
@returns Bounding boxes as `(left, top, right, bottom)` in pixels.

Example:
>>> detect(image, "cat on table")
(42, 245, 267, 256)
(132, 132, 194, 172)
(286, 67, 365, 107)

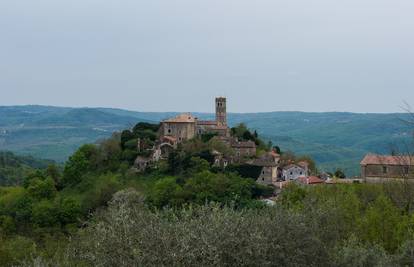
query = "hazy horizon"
(2, 103, 412, 115)
(1, 0, 413, 113)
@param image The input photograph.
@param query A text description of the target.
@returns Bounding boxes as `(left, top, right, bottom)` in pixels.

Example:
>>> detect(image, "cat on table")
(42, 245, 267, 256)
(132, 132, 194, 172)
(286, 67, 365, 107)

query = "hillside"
(0, 151, 53, 186)
(0, 106, 412, 176)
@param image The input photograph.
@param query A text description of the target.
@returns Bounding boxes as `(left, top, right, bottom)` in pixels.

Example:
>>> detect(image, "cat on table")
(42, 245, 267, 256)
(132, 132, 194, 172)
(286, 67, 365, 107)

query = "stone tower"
(215, 97, 227, 126)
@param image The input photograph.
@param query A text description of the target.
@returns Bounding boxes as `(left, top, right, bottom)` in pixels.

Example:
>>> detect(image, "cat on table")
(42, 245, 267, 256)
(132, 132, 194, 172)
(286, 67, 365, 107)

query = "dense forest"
(0, 122, 414, 266)
(0, 152, 53, 186)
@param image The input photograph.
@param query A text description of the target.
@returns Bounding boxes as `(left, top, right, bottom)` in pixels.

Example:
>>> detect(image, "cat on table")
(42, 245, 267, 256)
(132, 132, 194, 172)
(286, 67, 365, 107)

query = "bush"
(66, 191, 331, 267)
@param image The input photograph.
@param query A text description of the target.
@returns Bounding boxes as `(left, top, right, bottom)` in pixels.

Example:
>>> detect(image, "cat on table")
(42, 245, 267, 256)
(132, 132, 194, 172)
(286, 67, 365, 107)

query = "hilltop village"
(130, 97, 414, 188)
(132, 97, 321, 188)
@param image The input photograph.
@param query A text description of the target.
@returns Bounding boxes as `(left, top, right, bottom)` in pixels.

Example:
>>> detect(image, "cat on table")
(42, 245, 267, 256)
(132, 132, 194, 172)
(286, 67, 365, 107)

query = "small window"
(300, 172, 303, 175)
(262, 178, 265, 181)
(262, 171, 265, 175)
(290, 172, 293, 175)
(168, 129, 172, 134)
(383, 166, 388, 174)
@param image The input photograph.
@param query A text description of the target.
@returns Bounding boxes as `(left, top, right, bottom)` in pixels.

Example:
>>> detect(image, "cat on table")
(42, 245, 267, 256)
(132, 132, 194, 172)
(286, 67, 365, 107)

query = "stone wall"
(162, 122, 196, 142)
(362, 164, 413, 180)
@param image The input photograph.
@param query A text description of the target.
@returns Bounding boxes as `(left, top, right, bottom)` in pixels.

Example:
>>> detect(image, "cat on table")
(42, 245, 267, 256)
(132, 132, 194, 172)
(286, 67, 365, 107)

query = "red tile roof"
(163, 113, 197, 123)
(298, 176, 324, 185)
(360, 154, 413, 166)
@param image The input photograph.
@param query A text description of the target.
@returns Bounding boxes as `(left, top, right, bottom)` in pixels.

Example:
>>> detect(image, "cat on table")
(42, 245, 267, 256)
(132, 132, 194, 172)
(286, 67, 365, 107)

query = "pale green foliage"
(67, 189, 331, 267)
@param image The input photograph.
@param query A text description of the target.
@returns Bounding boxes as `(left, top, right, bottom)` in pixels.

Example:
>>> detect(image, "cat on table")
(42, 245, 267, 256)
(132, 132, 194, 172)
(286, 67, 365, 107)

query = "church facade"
(161, 97, 230, 142)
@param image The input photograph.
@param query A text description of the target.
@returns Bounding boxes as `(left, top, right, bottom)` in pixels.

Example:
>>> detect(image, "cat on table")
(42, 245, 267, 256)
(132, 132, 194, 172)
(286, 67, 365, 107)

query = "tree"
(62, 144, 98, 187)
(31, 200, 59, 227)
(360, 194, 406, 252)
(149, 177, 185, 208)
(58, 197, 82, 225)
(120, 130, 134, 149)
(45, 164, 61, 185)
(27, 177, 56, 200)
(334, 169, 346, 179)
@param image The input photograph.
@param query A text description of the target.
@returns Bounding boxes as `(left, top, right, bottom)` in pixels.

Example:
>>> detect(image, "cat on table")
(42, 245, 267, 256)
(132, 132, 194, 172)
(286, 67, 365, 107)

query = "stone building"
(361, 154, 414, 183)
(196, 97, 230, 137)
(252, 151, 281, 185)
(161, 97, 231, 143)
(161, 113, 197, 142)
(232, 140, 257, 161)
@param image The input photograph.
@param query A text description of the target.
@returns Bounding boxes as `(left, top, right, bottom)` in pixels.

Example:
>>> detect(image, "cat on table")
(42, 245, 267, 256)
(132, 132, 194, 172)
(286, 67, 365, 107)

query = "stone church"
(161, 97, 230, 142)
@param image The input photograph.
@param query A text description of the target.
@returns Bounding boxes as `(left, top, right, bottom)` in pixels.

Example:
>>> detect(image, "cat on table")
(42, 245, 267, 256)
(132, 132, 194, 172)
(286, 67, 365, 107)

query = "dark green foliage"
(62, 144, 98, 187)
(120, 130, 134, 149)
(0, 151, 53, 186)
(148, 171, 259, 208)
(200, 132, 218, 142)
(56, 197, 82, 225)
(132, 122, 160, 134)
(32, 200, 59, 227)
(252, 184, 275, 198)
(335, 168, 347, 178)
(227, 164, 263, 179)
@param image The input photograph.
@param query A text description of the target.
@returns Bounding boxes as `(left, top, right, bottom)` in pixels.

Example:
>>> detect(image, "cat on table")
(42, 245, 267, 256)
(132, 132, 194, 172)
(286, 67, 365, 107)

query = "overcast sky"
(0, 0, 413, 113)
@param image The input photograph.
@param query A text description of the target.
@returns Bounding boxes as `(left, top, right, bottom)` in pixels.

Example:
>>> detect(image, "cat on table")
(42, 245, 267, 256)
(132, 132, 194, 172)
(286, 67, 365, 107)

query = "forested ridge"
(1, 105, 412, 175)
(0, 152, 53, 186)
(0, 122, 414, 266)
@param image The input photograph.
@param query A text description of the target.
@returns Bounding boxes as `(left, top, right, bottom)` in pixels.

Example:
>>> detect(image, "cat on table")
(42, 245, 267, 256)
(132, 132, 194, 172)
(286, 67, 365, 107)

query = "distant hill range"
(0, 105, 412, 176)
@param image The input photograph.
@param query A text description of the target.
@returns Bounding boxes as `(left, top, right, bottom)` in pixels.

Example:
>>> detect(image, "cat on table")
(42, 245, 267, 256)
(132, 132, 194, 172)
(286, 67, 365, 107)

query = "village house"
(361, 154, 414, 183)
(135, 97, 262, 173)
(252, 151, 281, 185)
(161, 113, 198, 142)
(283, 164, 308, 181)
(232, 140, 257, 161)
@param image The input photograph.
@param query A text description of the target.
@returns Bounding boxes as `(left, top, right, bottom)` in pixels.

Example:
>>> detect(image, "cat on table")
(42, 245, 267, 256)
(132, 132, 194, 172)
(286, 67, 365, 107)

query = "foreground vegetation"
(0, 122, 414, 266)
(4, 184, 414, 266)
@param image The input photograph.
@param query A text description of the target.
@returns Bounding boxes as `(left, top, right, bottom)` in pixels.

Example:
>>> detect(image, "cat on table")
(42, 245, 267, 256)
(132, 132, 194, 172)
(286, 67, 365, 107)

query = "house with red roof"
(360, 154, 414, 183)
(297, 176, 324, 185)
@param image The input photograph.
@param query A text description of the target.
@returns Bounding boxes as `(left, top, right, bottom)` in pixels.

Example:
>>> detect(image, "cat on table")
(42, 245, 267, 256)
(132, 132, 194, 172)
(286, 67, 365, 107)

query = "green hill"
(0, 106, 412, 176)
(0, 151, 53, 186)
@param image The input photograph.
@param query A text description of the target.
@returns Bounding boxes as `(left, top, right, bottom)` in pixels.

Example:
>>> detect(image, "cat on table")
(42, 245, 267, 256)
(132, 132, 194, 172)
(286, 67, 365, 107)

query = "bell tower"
(215, 97, 227, 126)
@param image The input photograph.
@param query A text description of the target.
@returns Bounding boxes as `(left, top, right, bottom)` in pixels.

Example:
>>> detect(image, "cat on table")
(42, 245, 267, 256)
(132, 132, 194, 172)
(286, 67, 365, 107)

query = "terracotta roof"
(360, 154, 413, 166)
(163, 113, 197, 123)
(297, 176, 324, 185)
(198, 120, 217, 126)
